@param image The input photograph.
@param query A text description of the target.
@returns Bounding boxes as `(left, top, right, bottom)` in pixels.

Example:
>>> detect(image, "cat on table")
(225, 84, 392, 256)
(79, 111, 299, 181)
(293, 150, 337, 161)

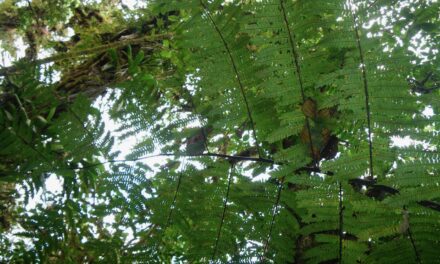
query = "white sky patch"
(252, 171, 271, 182)
(121, 0, 147, 9)
(0, 38, 26, 67)
(44, 174, 63, 195)
(391, 135, 429, 148)
(94, 92, 138, 158)
(422, 105, 434, 118)
(94, 92, 171, 174)
(103, 214, 116, 232)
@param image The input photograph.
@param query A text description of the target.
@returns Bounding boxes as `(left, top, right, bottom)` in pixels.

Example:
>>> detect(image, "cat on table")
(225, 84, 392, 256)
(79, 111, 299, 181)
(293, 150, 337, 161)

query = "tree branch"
(0, 33, 171, 76)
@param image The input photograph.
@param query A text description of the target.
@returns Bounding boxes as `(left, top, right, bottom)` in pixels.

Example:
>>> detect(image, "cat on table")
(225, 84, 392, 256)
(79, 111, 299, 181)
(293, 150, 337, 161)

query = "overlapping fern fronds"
(1, 0, 439, 263)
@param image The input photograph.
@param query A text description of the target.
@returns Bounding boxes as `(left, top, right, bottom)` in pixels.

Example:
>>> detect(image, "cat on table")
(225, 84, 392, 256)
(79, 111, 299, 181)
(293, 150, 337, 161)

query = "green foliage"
(1, 0, 440, 263)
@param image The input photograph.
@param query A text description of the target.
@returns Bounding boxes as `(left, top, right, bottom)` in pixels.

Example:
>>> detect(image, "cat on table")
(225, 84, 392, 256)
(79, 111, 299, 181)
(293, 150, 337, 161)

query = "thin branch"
(279, 0, 317, 168)
(159, 164, 186, 256)
(165, 172, 183, 227)
(260, 179, 284, 262)
(0, 33, 171, 76)
(282, 202, 304, 228)
(349, 0, 374, 179)
(405, 207, 421, 264)
(200, 0, 263, 159)
(338, 182, 344, 263)
(211, 164, 234, 261)
(81, 152, 274, 170)
(0, 152, 275, 180)
(408, 229, 421, 263)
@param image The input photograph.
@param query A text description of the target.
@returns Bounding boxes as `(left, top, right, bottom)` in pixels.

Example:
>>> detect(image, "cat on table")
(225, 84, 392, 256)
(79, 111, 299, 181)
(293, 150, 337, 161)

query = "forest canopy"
(0, 0, 439, 263)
